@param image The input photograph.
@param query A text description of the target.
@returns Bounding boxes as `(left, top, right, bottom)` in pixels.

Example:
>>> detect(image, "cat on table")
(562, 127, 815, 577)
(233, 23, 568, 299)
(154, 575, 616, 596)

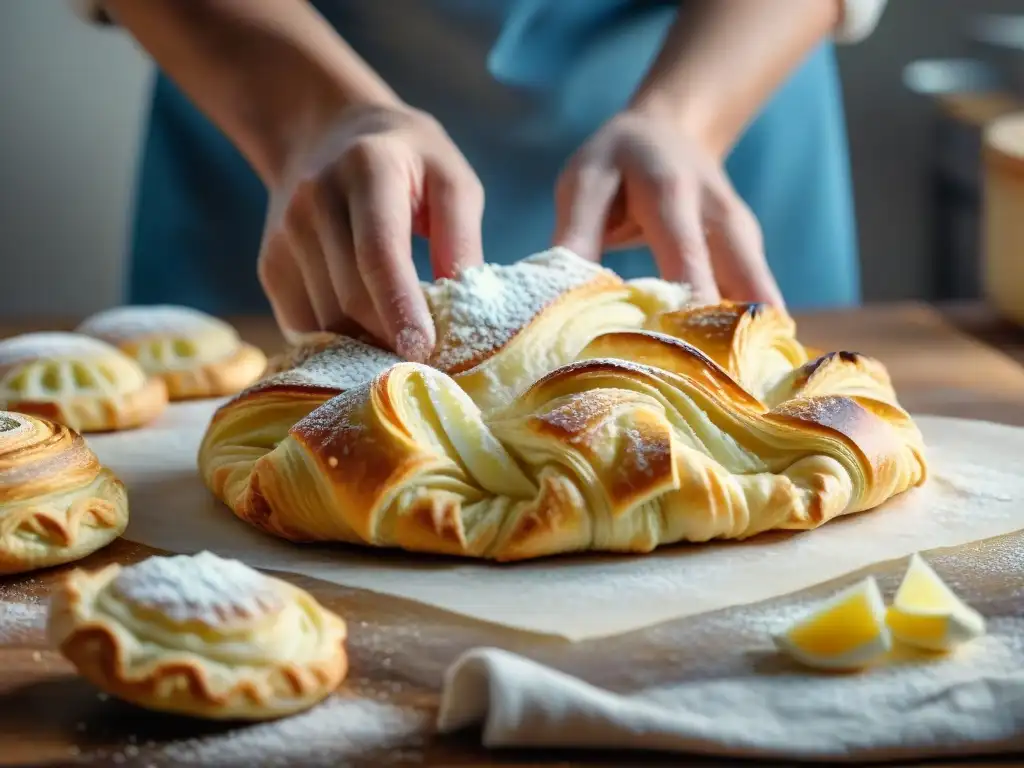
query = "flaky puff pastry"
(200, 249, 693, 520)
(205, 305, 926, 561)
(0, 411, 127, 574)
(77, 306, 267, 401)
(48, 551, 348, 721)
(0, 332, 167, 433)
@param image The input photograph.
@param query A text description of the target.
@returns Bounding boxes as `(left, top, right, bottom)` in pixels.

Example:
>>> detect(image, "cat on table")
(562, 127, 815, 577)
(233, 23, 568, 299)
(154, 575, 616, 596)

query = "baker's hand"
(553, 108, 783, 307)
(258, 103, 484, 361)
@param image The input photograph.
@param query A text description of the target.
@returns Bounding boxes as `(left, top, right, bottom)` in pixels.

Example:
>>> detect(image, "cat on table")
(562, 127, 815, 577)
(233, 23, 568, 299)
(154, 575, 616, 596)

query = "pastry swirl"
(47, 551, 348, 720)
(0, 411, 128, 574)
(77, 306, 267, 401)
(198, 249, 926, 561)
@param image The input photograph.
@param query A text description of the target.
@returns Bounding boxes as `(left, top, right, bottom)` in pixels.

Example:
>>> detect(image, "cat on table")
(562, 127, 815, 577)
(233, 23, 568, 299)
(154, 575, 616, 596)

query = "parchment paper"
(86, 401, 1024, 640)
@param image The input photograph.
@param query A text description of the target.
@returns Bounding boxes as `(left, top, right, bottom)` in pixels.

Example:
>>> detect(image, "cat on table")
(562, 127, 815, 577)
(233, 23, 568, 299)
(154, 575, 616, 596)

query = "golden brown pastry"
(198, 248, 927, 561)
(48, 551, 348, 721)
(0, 411, 128, 574)
(0, 332, 168, 432)
(77, 305, 267, 401)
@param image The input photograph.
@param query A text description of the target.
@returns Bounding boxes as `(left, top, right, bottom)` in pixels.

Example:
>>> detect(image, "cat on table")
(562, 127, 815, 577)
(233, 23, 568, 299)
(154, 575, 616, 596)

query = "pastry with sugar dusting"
(198, 247, 927, 561)
(0, 410, 128, 574)
(77, 305, 267, 401)
(48, 551, 348, 721)
(0, 332, 168, 432)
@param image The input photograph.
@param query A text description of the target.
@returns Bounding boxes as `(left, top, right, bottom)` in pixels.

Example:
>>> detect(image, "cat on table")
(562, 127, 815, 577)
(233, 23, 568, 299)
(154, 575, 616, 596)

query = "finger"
(705, 195, 785, 307)
(257, 232, 319, 336)
(552, 160, 620, 262)
(283, 192, 352, 332)
(630, 178, 720, 304)
(310, 185, 390, 344)
(426, 164, 485, 279)
(346, 168, 436, 362)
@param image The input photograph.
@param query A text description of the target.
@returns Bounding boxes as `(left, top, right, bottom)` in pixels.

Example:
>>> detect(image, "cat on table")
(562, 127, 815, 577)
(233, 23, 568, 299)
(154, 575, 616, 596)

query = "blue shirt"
(128, 0, 859, 313)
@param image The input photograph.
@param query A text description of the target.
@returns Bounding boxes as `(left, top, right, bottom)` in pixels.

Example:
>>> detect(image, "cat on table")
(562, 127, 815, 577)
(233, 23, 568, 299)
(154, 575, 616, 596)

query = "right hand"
(258, 103, 485, 361)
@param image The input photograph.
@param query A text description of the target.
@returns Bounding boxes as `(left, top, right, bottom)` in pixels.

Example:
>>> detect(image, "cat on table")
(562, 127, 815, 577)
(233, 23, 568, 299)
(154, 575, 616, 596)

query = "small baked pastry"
(0, 332, 168, 432)
(47, 551, 348, 721)
(0, 411, 128, 574)
(77, 305, 267, 401)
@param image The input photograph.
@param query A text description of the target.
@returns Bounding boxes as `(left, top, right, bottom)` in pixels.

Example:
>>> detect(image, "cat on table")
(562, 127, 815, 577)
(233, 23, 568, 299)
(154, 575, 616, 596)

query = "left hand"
(553, 108, 784, 307)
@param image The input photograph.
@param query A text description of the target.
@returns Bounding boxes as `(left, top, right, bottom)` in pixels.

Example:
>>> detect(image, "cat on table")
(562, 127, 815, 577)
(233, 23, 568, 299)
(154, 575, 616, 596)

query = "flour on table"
(156, 697, 429, 767)
(0, 602, 47, 643)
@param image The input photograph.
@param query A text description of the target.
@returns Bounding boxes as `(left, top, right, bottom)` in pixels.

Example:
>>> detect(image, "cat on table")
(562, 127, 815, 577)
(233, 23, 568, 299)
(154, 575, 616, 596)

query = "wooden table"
(3, 302, 1024, 768)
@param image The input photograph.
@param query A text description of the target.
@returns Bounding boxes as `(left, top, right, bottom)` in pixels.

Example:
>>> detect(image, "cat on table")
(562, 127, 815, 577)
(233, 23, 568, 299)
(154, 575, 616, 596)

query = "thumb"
(552, 162, 620, 262)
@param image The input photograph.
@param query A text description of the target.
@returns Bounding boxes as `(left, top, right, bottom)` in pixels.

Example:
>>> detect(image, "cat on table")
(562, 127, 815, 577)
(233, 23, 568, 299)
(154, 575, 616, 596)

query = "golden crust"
(77, 306, 268, 400)
(47, 552, 348, 721)
(0, 332, 168, 433)
(0, 411, 128, 574)
(196, 249, 928, 562)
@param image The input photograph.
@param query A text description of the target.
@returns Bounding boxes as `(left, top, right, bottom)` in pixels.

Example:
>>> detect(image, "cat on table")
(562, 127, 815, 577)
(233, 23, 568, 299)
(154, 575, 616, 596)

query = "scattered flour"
(158, 697, 430, 767)
(0, 601, 47, 643)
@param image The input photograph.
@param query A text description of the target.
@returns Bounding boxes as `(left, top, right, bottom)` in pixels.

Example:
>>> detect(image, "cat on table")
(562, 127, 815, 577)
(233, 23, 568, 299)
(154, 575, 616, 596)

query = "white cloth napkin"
(437, 630, 1024, 762)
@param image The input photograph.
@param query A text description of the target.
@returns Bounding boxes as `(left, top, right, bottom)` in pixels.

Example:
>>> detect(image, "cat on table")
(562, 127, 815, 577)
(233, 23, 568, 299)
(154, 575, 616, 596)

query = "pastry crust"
(0, 411, 128, 574)
(0, 332, 168, 432)
(47, 551, 348, 721)
(77, 306, 267, 401)
(197, 249, 927, 561)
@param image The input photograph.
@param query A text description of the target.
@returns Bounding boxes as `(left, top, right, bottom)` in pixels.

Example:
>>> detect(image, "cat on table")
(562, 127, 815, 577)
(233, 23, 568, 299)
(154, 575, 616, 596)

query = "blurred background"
(1, 0, 1023, 317)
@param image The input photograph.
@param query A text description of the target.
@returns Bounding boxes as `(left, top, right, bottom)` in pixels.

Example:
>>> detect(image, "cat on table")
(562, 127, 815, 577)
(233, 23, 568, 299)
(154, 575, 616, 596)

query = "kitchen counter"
(2, 302, 1024, 768)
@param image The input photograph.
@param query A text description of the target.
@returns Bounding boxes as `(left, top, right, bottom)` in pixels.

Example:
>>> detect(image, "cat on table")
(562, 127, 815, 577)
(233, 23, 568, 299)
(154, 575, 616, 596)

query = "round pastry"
(0, 332, 168, 432)
(0, 411, 128, 574)
(198, 248, 928, 561)
(77, 305, 267, 401)
(47, 551, 348, 721)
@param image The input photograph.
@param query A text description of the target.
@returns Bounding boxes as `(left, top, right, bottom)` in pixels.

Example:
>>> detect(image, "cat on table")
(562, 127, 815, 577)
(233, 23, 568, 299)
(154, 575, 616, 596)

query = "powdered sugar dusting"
(426, 248, 611, 372)
(77, 305, 228, 342)
(776, 395, 852, 427)
(538, 390, 628, 439)
(248, 336, 402, 397)
(112, 552, 283, 625)
(0, 332, 118, 368)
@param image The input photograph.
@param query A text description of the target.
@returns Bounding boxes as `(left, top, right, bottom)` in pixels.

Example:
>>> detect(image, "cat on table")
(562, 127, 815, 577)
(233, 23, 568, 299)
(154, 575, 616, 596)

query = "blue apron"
(127, 0, 859, 314)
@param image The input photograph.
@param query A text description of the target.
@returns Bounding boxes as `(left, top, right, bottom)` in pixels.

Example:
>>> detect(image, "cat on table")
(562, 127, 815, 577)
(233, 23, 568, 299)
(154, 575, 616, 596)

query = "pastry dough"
(47, 551, 348, 720)
(0, 410, 127, 574)
(198, 248, 927, 561)
(77, 306, 267, 401)
(0, 332, 168, 432)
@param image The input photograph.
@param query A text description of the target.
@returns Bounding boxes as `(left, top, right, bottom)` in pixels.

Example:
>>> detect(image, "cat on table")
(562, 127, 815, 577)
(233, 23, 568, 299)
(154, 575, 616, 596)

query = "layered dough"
(199, 248, 927, 561)
(0, 411, 128, 574)
(77, 305, 267, 400)
(0, 332, 167, 432)
(48, 551, 348, 720)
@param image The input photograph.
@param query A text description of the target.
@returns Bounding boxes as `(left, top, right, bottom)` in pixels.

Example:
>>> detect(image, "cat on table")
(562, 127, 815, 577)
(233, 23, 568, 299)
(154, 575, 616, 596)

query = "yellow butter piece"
(774, 577, 891, 671)
(886, 553, 985, 652)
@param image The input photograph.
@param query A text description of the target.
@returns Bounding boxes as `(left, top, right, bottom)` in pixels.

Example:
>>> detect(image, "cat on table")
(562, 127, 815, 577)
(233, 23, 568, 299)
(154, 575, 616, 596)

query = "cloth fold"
(437, 637, 1024, 761)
